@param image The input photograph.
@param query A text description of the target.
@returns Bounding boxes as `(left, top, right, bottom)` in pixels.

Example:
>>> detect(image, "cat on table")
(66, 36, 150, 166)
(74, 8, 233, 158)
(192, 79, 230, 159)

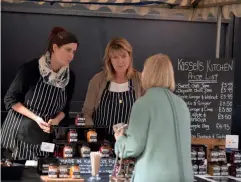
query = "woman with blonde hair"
(82, 37, 143, 135)
(114, 54, 193, 182)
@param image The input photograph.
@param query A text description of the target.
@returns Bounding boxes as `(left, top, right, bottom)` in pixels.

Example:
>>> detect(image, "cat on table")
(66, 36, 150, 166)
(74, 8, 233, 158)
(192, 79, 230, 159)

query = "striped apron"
(1, 78, 67, 160)
(93, 80, 136, 135)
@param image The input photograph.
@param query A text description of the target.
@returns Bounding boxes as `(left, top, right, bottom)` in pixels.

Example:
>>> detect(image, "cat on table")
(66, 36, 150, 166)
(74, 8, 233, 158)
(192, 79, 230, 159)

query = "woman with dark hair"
(1, 27, 78, 160)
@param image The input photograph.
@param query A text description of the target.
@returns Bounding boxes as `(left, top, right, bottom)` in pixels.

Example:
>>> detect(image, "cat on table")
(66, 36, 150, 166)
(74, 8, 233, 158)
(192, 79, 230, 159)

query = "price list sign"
(174, 58, 234, 139)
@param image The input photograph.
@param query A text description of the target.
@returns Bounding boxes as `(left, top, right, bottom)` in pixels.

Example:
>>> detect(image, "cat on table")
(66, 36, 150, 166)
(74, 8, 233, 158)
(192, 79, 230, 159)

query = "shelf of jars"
(37, 114, 135, 181)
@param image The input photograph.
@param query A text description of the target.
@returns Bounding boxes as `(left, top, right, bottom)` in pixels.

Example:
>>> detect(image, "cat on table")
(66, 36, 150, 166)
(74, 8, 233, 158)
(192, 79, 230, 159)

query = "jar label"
(42, 170, 48, 174)
(59, 174, 69, 178)
(69, 138, 78, 142)
(64, 148, 73, 152)
(82, 154, 90, 157)
(64, 154, 73, 158)
(42, 164, 49, 168)
(70, 133, 78, 137)
(73, 171, 81, 179)
(221, 172, 229, 176)
(234, 153, 241, 158)
(82, 149, 90, 154)
(236, 167, 241, 172)
(89, 135, 97, 142)
(48, 170, 58, 178)
(101, 149, 110, 157)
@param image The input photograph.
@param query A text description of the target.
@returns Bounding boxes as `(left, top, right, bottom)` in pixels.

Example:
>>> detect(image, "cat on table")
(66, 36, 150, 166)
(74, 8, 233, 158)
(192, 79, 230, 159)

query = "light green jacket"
(115, 87, 193, 182)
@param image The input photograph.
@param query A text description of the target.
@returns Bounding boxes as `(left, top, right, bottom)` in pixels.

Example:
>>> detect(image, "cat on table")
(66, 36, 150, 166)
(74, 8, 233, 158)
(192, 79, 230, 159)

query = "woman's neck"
(50, 56, 61, 73)
(115, 72, 128, 83)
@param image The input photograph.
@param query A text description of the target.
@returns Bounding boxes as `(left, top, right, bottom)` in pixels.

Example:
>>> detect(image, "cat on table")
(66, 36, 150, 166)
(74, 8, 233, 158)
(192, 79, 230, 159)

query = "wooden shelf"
(192, 138, 225, 146)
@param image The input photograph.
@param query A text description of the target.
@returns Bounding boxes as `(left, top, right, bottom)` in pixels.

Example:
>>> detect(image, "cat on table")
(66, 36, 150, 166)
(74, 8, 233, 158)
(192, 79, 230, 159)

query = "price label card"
(40, 142, 55, 153)
(226, 135, 239, 149)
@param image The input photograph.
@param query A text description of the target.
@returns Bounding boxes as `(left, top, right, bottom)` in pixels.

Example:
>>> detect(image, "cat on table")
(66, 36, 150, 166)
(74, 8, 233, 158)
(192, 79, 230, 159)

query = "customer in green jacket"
(114, 53, 193, 182)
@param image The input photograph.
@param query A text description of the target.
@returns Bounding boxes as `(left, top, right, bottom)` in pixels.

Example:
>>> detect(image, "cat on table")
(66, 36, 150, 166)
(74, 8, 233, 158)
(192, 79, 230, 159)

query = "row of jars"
(55, 142, 112, 158)
(68, 129, 97, 143)
(48, 163, 81, 179)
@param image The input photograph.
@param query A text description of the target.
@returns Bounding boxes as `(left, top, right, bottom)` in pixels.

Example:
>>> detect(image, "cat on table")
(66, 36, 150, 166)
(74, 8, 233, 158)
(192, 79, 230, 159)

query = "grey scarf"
(38, 52, 70, 88)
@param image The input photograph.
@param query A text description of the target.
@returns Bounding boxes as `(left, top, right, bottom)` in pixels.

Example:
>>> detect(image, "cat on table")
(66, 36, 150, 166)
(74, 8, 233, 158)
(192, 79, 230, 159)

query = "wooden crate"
(192, 138, 225, 161)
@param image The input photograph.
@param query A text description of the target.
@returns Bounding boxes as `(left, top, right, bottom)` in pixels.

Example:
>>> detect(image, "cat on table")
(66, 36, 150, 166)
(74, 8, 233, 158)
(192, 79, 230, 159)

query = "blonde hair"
(142, 53, 175, 92)
(103, 37, 134, 81)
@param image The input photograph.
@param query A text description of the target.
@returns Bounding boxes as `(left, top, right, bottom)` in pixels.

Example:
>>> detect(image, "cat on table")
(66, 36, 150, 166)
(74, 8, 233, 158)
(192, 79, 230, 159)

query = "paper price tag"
(226, 135, 239, 149)
(41, 142, 55, 153)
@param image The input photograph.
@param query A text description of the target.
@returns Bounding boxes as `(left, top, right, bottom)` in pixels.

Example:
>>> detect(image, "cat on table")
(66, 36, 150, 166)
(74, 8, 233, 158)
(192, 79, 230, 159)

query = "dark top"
(1, 59, 75, 159)
(4, 58, 75, 116)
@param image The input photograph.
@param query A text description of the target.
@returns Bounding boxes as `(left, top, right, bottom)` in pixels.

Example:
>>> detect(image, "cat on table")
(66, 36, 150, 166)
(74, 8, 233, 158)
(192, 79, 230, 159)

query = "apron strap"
(129, 79, 134, 91)
(105, 81, 111, 89)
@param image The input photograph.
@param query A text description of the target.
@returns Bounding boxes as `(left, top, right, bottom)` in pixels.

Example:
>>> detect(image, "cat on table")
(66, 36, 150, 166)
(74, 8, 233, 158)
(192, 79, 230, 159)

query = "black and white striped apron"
(93, 80, 136, 134)
(1, 78, 67, 160)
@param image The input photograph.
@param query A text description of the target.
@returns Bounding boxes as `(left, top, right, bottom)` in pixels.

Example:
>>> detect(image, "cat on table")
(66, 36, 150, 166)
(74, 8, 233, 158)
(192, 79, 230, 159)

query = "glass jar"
(70, 164, 81, 179)
(48, 163, 58, 178)
(75, 113, 86, 126)
(54, 145, 64, 158)
(63, 145, 73, 158)
(87, 129, 97, 143)
(99, 141, 112, 158)
(79, 144, 91, 158)
(59, 165, 69, 178)
(68, 129, 78, 143)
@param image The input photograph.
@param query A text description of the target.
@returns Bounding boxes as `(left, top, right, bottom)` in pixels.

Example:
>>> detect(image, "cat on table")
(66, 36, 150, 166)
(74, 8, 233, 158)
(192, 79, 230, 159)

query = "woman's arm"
(4, 63, 49, 130)
(45, 112, 65, 132)
(115, 99, 150, 158)
(13, 103, 49, 130)
(81, 75, 100, 125)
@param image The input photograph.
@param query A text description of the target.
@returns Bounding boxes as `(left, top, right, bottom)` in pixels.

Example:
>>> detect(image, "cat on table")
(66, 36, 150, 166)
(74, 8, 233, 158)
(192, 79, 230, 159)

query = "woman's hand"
(35, 116, 50, 133)
(113, 123, 128, 140)
(42, 118, 60, 133)
(48, 118, 60, 126)
(114, 129, 125, 140)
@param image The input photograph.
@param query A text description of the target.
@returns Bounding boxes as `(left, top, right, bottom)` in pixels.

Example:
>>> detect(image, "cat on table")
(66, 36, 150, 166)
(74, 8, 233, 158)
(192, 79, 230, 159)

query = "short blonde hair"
(142, 53, 175, 92)
(103, 37, 134, 81)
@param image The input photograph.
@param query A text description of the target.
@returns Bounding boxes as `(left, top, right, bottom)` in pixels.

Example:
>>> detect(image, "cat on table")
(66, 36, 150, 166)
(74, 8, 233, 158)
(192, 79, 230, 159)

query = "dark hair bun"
(47, 27, 78, 53)
(50, 27, 66, 36)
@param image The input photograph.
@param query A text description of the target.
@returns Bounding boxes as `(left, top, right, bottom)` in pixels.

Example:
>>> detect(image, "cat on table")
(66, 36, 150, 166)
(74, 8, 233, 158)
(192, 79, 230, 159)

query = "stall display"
(229, 150, 241, 178)
(37, 116, 116, 181)
(191, 145, 207, 175)
(208, 146, 228, 176)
